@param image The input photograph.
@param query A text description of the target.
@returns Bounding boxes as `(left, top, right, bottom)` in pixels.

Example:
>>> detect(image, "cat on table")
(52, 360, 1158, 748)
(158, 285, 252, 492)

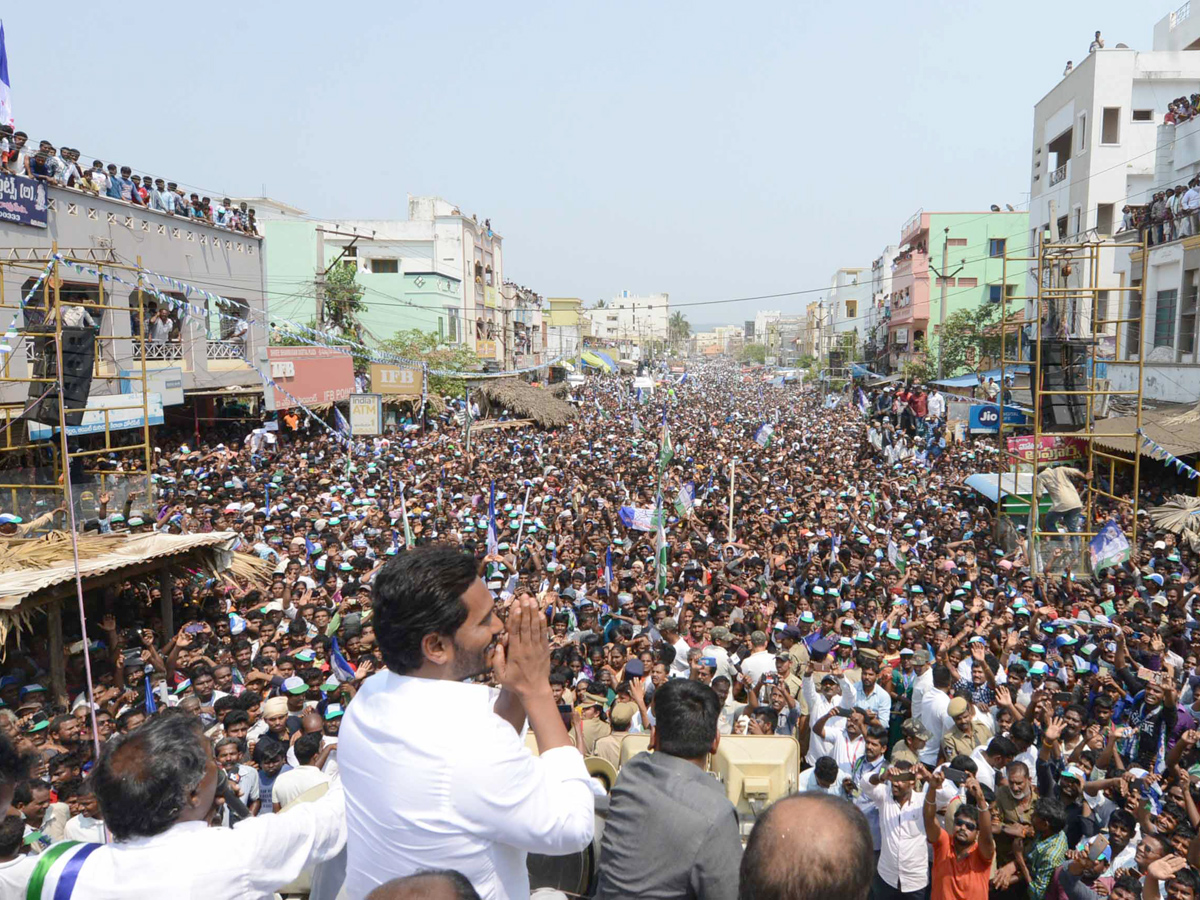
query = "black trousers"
(872, 873, 927, 900)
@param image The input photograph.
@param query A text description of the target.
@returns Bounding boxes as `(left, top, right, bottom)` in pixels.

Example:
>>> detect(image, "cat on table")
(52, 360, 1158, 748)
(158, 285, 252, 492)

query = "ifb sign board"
(369, 364, 422, 396)
(969, 404, 1029, 433)
(349, 394, 383, 436)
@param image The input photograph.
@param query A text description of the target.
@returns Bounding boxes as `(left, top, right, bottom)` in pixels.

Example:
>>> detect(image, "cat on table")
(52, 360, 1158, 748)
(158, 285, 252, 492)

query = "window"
(343, 246, 357, 258)
(1078, 112, 1088, 152)
(935, 277, 956, 287)
(1006, 284, 1017, 298)
(1132, 109, 1154, 122)
(1126, 286, 1141, 359)
(988, 238, 1006, 257)
(1072, 206, 1082, 236)
(957, 277, 978, 288)
(1096, 290, 1109, 324)
(1101, 107, 1121, 144)
(369, 258, 399, 274)
(947, 238, 968, 247)
(845, 301, 857, 319)
(1096, 203, 1114, 235)
(988, 284, 1003, 303)
(1154, 289, 1176, 348)
(1182, 271, 1199, 359)
(445, 307, 458, 343)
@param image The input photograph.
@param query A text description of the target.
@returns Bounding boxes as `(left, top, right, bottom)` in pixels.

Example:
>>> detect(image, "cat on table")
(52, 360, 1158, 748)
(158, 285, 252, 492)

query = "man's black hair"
(0, 734, 32, 787)
(371, 545, 478, 674)
(222, 709, 250, 728)
(92, 711, 210, 841)
(0, 815, 25, 858)
(294, 732, 323, 766)
(865, 724, 888, 743)
(651, 678, 719, 759)
(252, 738, 287, 765)
(814, 756, 839, 783)
(1034, 796, 1068, 835)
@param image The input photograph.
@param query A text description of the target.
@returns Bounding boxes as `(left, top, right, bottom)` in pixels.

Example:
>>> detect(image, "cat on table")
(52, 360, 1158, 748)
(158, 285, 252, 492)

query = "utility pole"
(930, 227, 966, 379)
(315, 226, 326, 328)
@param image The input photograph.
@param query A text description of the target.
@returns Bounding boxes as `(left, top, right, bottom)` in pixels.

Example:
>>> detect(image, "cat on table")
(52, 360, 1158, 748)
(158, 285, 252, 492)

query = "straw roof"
(1083, 401, 1200, 458)
(0, 531, 272, 645)
(472, 378, 578, 428)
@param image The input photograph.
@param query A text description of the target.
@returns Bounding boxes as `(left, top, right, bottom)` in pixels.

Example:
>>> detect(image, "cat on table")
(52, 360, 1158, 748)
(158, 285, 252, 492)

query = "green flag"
(400, 489, 415, 548)
(655, 493, 669, 594)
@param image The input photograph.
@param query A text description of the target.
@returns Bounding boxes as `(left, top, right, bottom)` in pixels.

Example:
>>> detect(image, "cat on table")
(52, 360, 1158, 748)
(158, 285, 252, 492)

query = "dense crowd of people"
(0, 358, 1197, 900)
(0, 124, 258, 234)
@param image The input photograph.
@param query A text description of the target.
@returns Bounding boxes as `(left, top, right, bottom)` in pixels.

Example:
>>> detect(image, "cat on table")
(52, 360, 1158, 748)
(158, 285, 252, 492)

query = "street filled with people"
(0, 358, 1198, 900)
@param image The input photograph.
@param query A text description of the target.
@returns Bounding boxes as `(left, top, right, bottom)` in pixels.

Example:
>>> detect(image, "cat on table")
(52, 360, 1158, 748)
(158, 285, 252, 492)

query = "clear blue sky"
(0, 2, 1164, 326)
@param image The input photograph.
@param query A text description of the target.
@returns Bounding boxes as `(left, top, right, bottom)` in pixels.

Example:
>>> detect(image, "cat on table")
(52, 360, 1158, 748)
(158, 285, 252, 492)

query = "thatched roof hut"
(473, 378, 578, 428)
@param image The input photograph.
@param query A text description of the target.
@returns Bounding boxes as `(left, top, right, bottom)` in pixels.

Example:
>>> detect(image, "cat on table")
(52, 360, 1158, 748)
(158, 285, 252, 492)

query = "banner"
(119, 367, 184, 406)
(349, 393, 383, 436)
(618, 505, 662, 532)
(264, 347, 354, 411)
(969, 403, 1029, 433)
(674, 482, 696, 518)
(1006, 434, 1087, 465)
(28, 392, 164, 440)
(754, 423, 774, 447)
(369, 363, 422, 396)
(1090, 520, 1131, 573)
(0, 173, 48, 228)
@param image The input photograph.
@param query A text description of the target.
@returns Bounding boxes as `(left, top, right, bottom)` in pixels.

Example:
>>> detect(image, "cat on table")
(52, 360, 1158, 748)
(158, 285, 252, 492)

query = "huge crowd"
(0, 358, 1196, 900)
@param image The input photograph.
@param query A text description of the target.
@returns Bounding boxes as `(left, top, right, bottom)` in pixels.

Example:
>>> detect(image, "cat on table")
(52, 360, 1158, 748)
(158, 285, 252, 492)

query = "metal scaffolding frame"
(0, 246, 154, 520)
(997, 230, 1148, 575)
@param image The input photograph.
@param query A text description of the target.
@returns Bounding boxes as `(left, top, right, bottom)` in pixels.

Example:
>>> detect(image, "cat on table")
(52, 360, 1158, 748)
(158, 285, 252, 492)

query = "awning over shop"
(964, 472, 1041, 503)
(592, 350, 618, 370)
(931, 366, 1030, 388)
(1082, 401, 1200, 458)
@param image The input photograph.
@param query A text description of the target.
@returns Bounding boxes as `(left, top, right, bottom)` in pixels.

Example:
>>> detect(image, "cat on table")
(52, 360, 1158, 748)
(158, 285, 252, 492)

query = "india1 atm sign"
(369, 364, 422, 396)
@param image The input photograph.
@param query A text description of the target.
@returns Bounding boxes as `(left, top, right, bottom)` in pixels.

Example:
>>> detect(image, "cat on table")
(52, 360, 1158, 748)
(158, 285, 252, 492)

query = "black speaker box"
(25, 326, 95, 427)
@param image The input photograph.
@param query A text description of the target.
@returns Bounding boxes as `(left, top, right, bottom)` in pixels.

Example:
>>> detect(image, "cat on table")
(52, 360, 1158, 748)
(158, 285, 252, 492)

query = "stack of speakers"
(1035, 337, 1089, 429)
(25, 326, 95, 427)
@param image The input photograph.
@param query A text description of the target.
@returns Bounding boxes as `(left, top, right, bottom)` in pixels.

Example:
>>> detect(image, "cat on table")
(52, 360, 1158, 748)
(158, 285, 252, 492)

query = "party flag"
(329, 637, 358, 683)
(0, 23, 12, 127)
(486, 479, 499, 557)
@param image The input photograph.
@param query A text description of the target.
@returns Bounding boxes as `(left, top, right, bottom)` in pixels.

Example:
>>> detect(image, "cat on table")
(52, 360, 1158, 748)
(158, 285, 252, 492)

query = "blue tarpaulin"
(592, 350, 618, 371)
(931, 366, 1029, 388)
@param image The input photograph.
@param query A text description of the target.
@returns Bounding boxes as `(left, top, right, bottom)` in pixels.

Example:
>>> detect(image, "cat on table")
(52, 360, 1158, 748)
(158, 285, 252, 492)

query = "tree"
(668, 311, 691, 352)
(377, 329, 479, 396)
(739, 342, 767, 364)
(929, 303, 1003, 378)
(323, 262, 366, 334)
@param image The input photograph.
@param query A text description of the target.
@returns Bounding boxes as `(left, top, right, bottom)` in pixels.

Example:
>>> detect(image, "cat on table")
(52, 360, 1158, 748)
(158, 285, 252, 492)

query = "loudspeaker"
(25, 326, 95, 427)
(1036, 338, 1088, 429)
(828, 350, 845, 372)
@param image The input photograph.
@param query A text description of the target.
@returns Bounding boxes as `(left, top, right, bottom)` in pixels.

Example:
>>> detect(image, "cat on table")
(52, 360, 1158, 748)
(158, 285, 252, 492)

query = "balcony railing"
(206, 340, 245, 360)
(144, 342, 183, 360)
(1049, 163, 1068, 186)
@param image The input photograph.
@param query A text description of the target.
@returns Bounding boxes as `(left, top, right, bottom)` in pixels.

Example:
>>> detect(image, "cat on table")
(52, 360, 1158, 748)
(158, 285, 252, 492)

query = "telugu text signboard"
(349, 393, 383, 436)
(1006, 434, 1088, 465)
(0, 174, 49, 228)
(264, 347, 354, 411)
(28, 392, 164, 440)
(369, 363, 422, 396)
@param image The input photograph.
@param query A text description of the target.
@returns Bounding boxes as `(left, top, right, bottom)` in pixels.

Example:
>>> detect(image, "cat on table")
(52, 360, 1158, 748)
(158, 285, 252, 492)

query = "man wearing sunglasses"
(924, 768, 994, 900)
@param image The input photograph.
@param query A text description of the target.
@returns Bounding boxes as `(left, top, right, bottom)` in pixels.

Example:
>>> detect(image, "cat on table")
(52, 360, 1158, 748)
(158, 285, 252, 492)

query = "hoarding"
(969, 403, 1030, 433)
(0, 173, 49, 228)
(349, 393, 382, 436)
(369, 363, 422, 396)
(1005, 434, 1088, 465)
(28, 392, 164, 440)
(264, 347, 354, 411)
(119, 367, 184, 406)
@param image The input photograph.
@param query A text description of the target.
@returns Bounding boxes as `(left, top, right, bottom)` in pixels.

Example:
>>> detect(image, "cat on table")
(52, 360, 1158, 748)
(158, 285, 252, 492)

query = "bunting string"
(1138, 428, 1200, 480)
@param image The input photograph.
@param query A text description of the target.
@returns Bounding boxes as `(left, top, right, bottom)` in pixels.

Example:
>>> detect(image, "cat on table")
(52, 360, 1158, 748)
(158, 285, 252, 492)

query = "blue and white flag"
(334, 406, 351, 439)
(0, 23, 12, 127)
(674, 481, 695, 518)
(618, 504, 661, 532)
(144, 674, 157, 714)
(754, 423, 774, 448)
(604, 546, 613, 586)
(329, 637, 358, 683)
(632, 413, 643, 434)
(1089, 520, 1131, 573)
(486, 479, 499, 556)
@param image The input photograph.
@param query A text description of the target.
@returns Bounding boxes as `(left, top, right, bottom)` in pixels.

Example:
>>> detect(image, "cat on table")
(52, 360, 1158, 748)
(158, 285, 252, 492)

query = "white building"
(1027, 15, 1200, 335)
(827, 267, 869, 347)
(754, 310, 782, 344)
(584, 291, 669, 346)
(868, 246, 899, 363)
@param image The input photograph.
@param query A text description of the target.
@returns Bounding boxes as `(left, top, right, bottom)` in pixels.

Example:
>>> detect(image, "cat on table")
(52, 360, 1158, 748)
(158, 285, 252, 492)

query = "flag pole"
(728, 458, 736, 542)
(515, 484, 531, 555)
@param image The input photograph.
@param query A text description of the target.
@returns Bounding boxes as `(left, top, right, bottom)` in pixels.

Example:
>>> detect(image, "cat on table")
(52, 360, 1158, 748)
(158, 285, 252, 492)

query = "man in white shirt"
(863, 762, 931, 900)
(919, 664, 954, 766)
(339, 545, 594, 900)
(909, 649, 933, 714)
(739, 630, 776, 701)
(272, 732, 331, 811)
(801, 670, 843, 766)
(660, 618, 691, 678)
(33, 712, 345, 899)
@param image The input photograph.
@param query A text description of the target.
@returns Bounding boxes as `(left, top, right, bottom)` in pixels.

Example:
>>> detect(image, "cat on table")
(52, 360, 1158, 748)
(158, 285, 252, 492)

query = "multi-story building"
(251, 195, 505, 363)
(886, 209, 1029, 372)
(828, 267, 870, 351)
(0, 180, 266, 418)
(584, 291, 669, 349)
(501, 282, 544, 369)
(801, 302, 821, 360)
(754, 310, 782, 345)
(1027, 14, 1200, 334)
(867, 246, 899, 369)
(545, 297, 585, 361)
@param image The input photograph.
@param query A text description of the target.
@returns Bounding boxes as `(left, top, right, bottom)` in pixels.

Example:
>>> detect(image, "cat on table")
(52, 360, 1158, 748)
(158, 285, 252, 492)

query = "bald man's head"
(739, 793, 873, 900)
(367, 871, 481, 900)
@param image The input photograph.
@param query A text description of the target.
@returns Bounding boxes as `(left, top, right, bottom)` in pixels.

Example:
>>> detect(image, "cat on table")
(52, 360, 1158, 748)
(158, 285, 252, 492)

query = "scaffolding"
(0, 247, 155, 525)
(997, 230, 1148, 575)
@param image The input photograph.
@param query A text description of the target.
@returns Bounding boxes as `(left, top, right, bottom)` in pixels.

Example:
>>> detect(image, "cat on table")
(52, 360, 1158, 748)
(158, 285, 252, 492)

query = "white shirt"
(669, 638, 691, 677)
(969, 747, 996, 791)
(919, 687, 952, 765)
(797, 768, 842, 796)
(0, 855, 37, 900)
(910, 666, 933, 715)
(63, 815, 107, 844)
(863, 780, 930, 892)
(823, 717, 866, 772)
(739, 649, 776, 700)
(802, 675, 840, 766)
(272, 765, 330, 810)
(39, 786, 345, 900)
(339, 673, 595, 900)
